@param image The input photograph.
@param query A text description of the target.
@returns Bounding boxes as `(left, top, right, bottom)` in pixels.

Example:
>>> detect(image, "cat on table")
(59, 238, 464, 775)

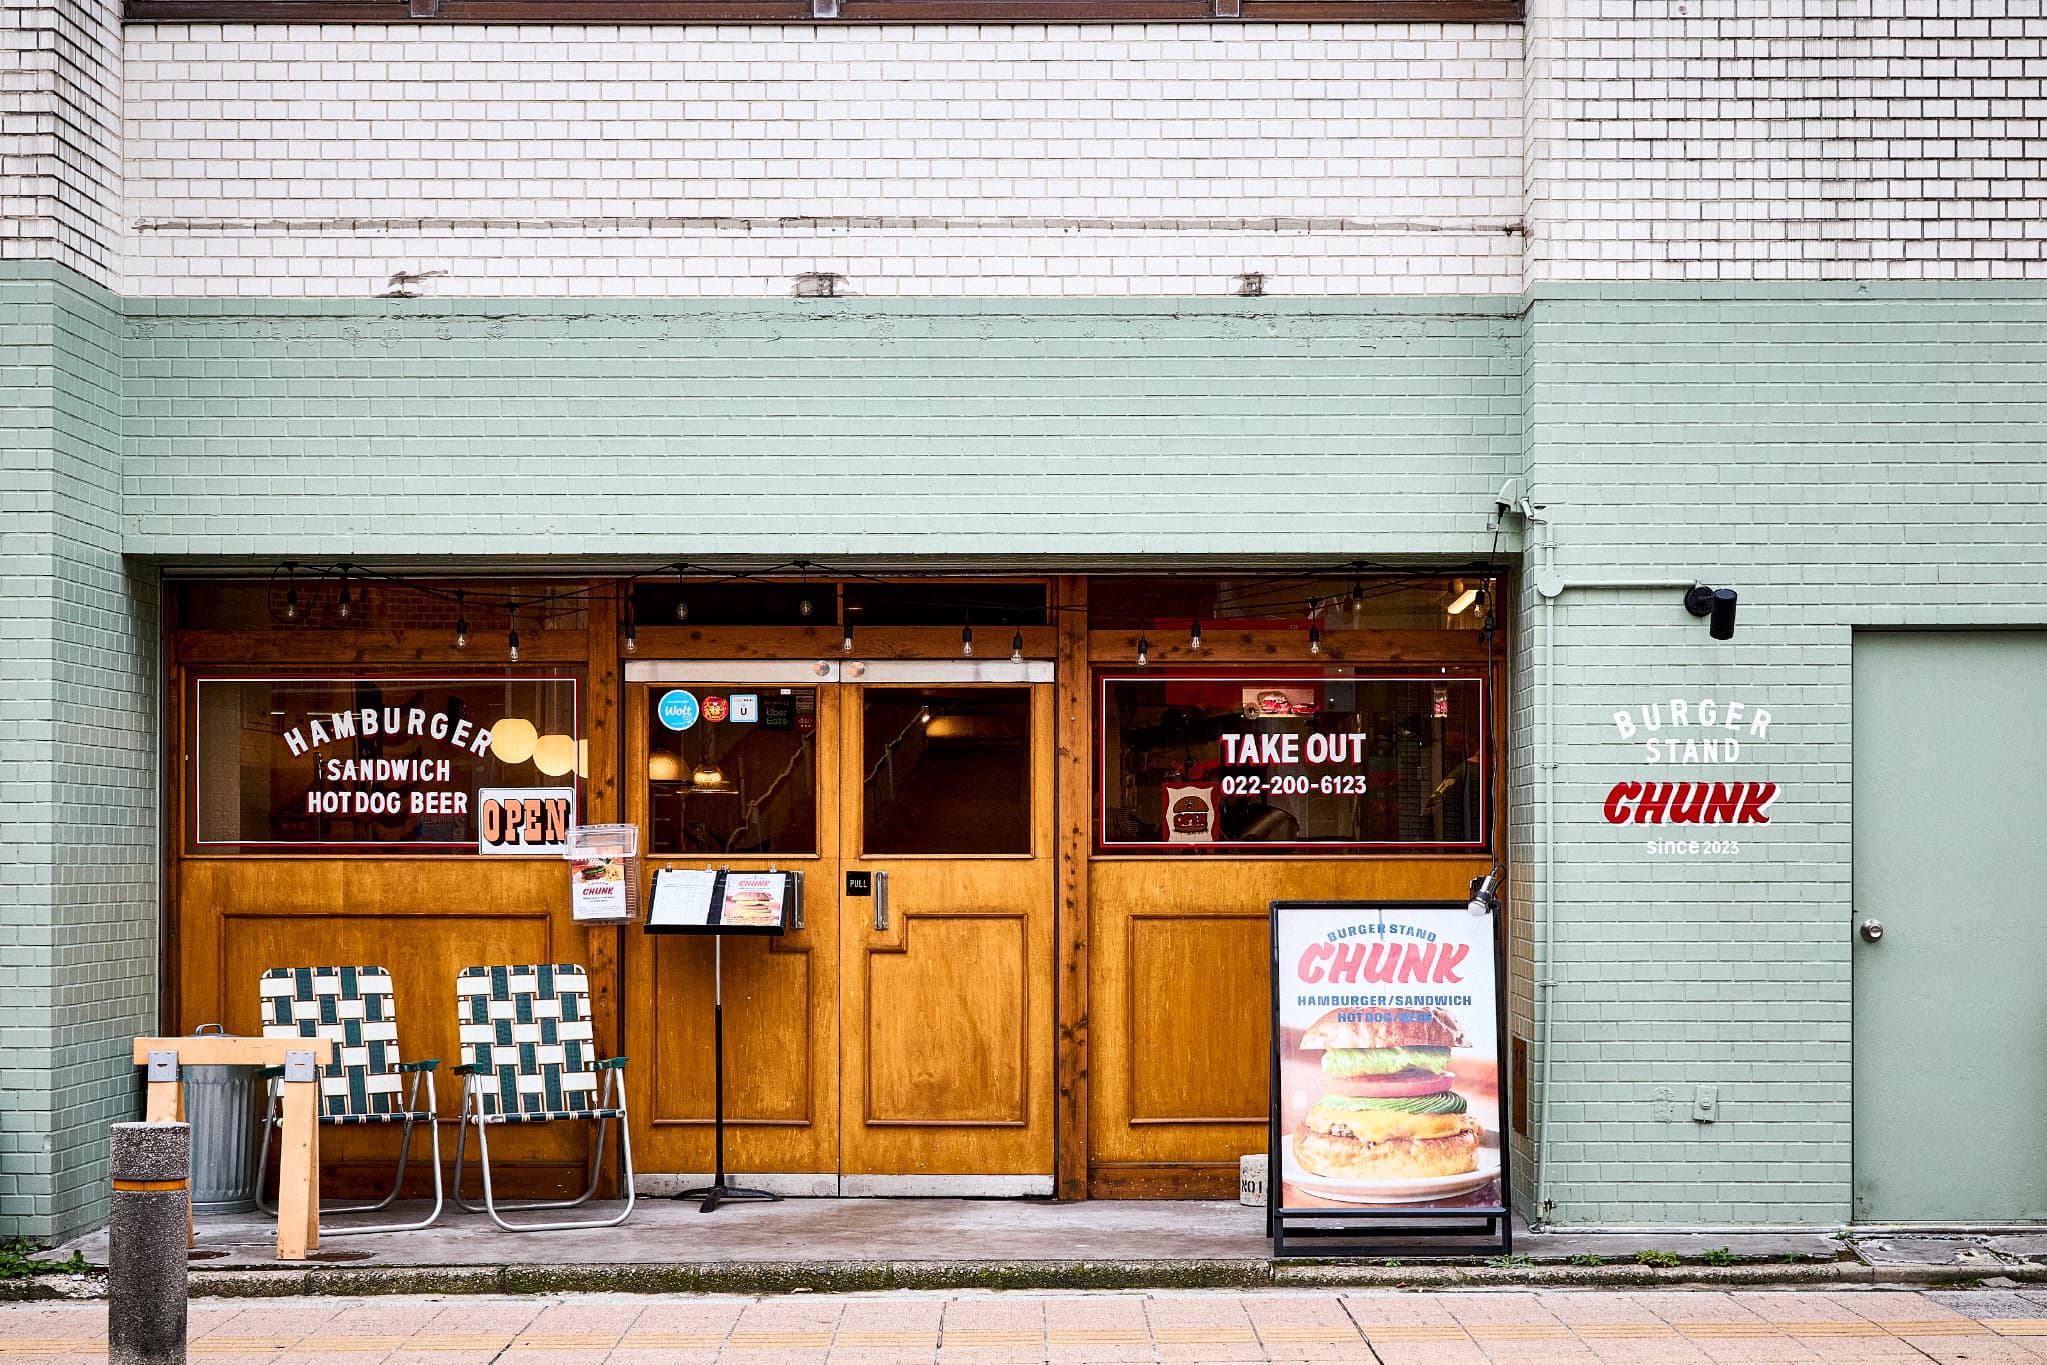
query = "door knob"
(1859, 918, 1883, 943)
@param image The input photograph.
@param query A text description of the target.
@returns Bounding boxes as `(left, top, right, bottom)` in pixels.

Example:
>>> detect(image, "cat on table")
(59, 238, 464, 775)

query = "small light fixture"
(1137, 635, 1150, 667)
(674, 596, 690, 622)
(507, 607, 520, 663)
(1466, 866, 1501, 918)
(962, 623, 974, 658)
(919, 707, 932, 724)
(1189, 619, 1203, 652)
(282, 562, 299, 620)
(1010, 630, 1025, 664)
(1447, 581, 1480, 615)
(1309, 624, 1322, 655)
(1307, 597, 1322, 655)
(1684, 585, 1739, 641)
(798, 566, 815, 618)
(623, 599, 637, 655)
(336, 565, 353, 620)
(454, 590, 468, 650)
(841, 618, 855, 653)
(691, 759, 731, 792)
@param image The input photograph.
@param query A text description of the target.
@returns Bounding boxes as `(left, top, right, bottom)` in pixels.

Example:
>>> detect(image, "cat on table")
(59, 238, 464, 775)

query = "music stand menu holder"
(645, 866, 802, 1213)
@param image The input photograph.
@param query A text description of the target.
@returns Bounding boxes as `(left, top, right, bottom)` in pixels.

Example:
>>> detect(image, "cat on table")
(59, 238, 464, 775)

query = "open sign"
(477, 787, 577, 855)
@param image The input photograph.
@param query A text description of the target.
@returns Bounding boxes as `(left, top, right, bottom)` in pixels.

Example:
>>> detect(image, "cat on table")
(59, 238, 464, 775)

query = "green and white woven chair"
(451, 963, 634, 1231)
(256, 965, 443, 1235)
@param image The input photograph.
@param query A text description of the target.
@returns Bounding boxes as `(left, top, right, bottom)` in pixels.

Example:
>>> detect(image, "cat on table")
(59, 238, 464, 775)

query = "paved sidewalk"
(8, 1287, 2047, 1362)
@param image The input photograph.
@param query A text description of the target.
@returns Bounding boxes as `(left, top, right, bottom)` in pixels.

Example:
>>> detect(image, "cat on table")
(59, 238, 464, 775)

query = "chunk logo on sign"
(657, 690, 700, 731)
(1601, 697, 1781, 855)
(478, 787, 577, 855)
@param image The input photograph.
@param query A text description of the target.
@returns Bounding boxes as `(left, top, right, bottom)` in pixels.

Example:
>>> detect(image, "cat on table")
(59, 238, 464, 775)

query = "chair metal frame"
(254, 966, 444, 1237)
(449, 964, 635, 1232)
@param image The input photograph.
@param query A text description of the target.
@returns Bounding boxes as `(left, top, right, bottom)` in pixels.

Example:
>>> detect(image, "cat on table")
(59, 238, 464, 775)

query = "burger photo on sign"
(1283, 1000, 1501, 1204)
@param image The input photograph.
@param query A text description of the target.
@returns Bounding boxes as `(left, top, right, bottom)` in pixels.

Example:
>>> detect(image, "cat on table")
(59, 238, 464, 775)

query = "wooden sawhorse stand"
(133, 1035, 334, 1261)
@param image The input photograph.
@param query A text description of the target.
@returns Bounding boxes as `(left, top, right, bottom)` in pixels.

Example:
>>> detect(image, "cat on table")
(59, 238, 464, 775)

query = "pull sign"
(846, 871, 873, 897)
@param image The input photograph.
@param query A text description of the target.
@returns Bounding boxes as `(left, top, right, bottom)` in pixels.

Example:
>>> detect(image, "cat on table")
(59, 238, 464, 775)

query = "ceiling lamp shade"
(533, 733, 577, 777)
(490, 717, 538, 764)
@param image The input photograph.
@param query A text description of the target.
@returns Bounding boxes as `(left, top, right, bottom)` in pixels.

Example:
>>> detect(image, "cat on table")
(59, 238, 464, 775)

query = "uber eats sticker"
(478, 788, 577, 855)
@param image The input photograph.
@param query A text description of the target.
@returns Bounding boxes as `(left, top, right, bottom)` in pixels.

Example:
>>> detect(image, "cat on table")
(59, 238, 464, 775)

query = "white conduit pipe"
(1529, 517, 1698, 1226)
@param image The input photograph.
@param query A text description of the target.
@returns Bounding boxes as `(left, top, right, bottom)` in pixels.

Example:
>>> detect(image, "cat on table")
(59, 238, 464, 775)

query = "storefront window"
(1097, 670, 1488, 853)
(862, 688, 1030, 855)
(646, 686, 819, 857)
(191, 675, 582, 851)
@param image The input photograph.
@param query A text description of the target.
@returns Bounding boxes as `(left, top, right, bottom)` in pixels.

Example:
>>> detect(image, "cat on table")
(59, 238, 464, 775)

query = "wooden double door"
(623, 661, 1057, 1193)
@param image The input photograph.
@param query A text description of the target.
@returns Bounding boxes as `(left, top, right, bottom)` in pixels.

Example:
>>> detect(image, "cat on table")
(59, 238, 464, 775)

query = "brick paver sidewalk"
(5, 1288, 2047, 1362)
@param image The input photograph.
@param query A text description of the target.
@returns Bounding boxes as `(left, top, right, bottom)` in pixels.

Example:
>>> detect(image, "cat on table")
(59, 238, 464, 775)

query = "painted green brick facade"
(5, 266, 2047, 1236)
(0, 263, 160, 1242)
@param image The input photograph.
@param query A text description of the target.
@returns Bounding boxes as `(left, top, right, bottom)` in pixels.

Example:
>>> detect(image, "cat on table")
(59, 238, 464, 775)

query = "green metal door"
(1853, 631, 2047, 1223)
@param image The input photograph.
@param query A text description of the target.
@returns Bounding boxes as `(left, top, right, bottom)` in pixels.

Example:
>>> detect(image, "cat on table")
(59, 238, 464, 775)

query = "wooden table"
(133, 1035, 334, 1261)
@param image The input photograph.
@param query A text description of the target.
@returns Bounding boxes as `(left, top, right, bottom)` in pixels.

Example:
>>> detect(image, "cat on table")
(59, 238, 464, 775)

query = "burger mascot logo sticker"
(1161, 782, 1219, 845)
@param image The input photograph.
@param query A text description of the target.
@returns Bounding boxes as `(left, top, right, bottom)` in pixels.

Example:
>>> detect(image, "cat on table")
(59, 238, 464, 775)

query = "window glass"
(863, 688, 1030, 855)
(646, 686, 818, 856)
(191, 675, 582, 851)
(1097, 671, 1487, 853)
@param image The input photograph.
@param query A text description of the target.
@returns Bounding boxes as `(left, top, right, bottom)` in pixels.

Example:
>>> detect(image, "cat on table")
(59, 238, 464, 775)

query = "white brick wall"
(119, 23, 1528, 296)
(1523, 0, 2047, 281)
(1, 0, 122, 283)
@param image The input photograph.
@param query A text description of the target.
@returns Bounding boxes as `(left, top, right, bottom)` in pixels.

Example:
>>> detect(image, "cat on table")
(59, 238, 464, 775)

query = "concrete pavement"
(10, 1287, 2047, 1362)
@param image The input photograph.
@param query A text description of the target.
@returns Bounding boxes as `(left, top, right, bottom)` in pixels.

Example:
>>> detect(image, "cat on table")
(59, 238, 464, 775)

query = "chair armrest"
(397, 1059, 440, 1073)
(452, 1062, 492, 1076)
(255, 1065, 284, 1080)
(594, 1056, 628, 1070)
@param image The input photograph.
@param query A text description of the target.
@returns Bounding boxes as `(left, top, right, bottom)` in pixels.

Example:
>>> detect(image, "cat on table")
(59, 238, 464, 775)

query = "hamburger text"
(283, 708, 494, 758)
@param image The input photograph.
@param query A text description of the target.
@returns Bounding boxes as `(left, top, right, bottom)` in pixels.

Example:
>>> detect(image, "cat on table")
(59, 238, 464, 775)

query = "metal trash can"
(183, 1023, 261, 1215)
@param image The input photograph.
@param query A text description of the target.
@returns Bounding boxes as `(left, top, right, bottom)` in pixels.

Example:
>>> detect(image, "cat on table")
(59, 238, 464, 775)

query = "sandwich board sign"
(1268, 899, 1511, 1257)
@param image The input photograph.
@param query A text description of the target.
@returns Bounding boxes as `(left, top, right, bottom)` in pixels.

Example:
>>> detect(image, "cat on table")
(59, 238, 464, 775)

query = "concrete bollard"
(109, 1122, 189, 1365)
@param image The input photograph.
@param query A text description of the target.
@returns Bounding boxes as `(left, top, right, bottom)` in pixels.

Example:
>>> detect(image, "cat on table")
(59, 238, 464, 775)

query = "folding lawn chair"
(450, 963, 634, 1231)
(256, 965, 443, 1235)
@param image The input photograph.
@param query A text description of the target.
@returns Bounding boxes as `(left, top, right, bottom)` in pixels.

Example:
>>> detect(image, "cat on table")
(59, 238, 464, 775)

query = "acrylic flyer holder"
(645, 867, 801, 1212)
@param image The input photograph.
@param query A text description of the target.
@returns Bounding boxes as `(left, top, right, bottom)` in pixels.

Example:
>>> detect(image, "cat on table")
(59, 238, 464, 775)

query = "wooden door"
(838, 678, 1057, 1192)
(623, 676, 842, 1184)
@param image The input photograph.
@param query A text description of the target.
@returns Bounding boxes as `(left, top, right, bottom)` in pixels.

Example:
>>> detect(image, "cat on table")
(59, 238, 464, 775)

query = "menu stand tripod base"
(675, 936, 784, 1215)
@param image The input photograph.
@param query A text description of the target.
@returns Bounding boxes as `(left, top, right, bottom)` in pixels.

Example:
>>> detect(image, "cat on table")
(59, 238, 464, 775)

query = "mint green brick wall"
(0, 262, 158, 1243)
(122, 299, 1527, 562)
(1516, 284, 2047, 1226)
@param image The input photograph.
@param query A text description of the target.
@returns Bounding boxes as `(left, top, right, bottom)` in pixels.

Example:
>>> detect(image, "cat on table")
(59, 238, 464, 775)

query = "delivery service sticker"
(657, 690, 701, 731)
(1274, 905, 1502, 1210)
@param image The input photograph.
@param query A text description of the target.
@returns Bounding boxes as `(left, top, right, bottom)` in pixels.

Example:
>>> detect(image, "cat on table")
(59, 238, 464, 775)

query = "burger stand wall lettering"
(163, 576, 1500, 1202)
(1268, 900, 1510, 1256)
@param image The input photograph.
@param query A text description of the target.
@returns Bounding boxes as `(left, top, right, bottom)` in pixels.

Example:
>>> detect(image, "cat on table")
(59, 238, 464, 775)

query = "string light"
(962, 623, 974, 658)
(454, 590, 468, 650)
(507, 607, 520, 664)
(283, 562, 299, 620)
(1189, 619, 1202, 652)
(336, 565, 352, 620)
(841, 617, 854, 653)
(624, 598, 637, 655)
(798, 566, 815, 619)
(1010, 630, 1024, 664)
(1137, 635, 1150, 667)
(1308, 598, 1322, 656)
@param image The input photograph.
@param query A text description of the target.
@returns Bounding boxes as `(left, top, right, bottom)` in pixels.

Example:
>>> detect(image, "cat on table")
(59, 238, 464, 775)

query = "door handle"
(874, 870, 889, 932)
(789, 870, 803, 931)
(1859, 918, 1883, 943)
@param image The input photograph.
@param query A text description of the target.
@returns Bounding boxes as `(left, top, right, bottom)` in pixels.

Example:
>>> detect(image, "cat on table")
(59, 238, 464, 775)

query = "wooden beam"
(583, 580, 625, 1191)
(1086, 628, 1488, 666)
(631, 625, 1059, 660)
(171, 629, 587, 665)
(1053, 577, 1091, 1201)
(132, 1036, 334, 1067)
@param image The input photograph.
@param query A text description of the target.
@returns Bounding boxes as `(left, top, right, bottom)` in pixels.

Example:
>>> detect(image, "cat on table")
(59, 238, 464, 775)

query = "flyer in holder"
(719, 873, 787, 929)
(647, 869, 719, 929)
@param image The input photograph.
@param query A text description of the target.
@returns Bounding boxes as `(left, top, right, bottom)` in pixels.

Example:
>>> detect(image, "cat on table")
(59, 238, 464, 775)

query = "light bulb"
(624, 626, 637, 655)
(1010, 631, 1024, 664)
(1189, 620, 1202, 651)
(675, 599, 690, 621)
(841, 623, 854, 653)
(508, 628, 520, 663)
(799, 597, 815, 618)
(284, 587, 298, 620)
(1137, 636, 1150, 667)
(337, 590, 351, 620)
(962, 625, 974, 657)
(1309, 624, 1322, 656)
(454, 591, 467, 650)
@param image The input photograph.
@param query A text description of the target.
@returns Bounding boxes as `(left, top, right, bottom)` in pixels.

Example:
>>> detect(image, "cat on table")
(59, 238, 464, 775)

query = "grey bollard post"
(109, 1121, 190, 1365)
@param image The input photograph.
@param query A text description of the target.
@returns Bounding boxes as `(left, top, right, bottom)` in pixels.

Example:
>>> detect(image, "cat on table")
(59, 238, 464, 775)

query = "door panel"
(1853, 631, 2047, 1223)
(624, 681, 841, 1177)
(841, 683, 1056, 1180)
